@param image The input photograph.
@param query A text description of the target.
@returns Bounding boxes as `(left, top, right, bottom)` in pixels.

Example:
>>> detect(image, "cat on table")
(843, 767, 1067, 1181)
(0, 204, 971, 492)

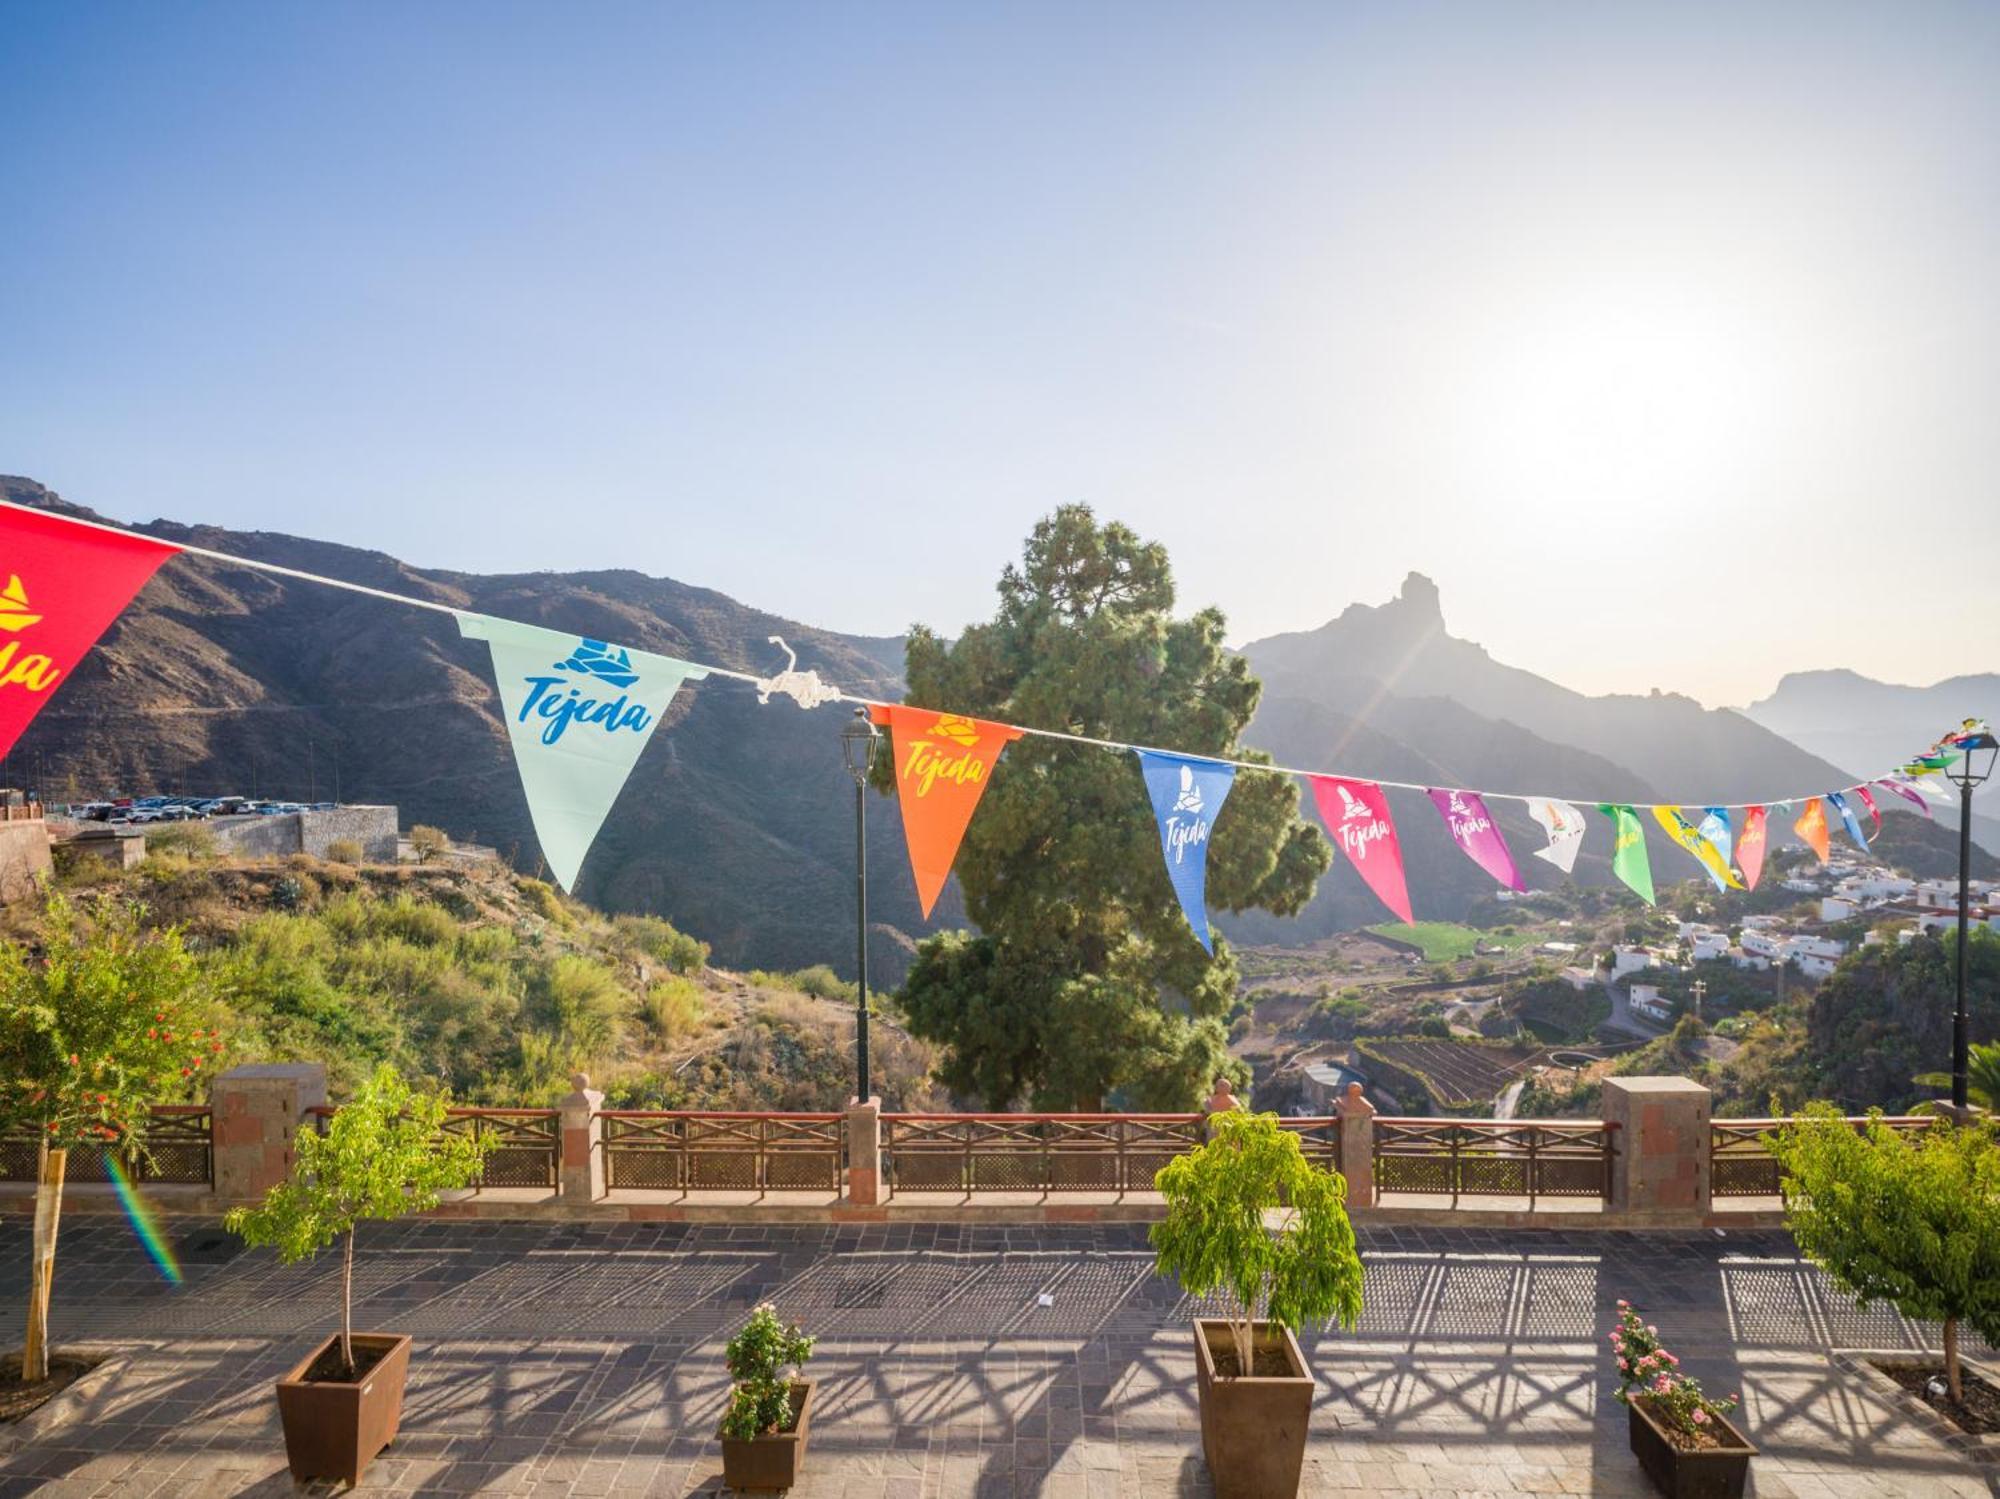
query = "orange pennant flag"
(872, 706, 1023, 917)
(1793, 798, 1831, 866)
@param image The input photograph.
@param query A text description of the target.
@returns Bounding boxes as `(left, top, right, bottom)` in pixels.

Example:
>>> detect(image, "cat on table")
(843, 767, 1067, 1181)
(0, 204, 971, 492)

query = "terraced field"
(1358, 1038, 1543, 1107)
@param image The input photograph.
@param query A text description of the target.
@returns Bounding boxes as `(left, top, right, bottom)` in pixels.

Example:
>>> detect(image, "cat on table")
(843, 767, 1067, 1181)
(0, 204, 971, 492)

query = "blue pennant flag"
(1136, 749, 1236, 952)
(1698, 807, 1733, 868)
(1826, 790, 1870, 850)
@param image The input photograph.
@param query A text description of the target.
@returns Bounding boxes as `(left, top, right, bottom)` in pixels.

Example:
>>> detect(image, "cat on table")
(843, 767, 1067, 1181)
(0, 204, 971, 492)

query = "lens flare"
(104, 1155, 182, 1285)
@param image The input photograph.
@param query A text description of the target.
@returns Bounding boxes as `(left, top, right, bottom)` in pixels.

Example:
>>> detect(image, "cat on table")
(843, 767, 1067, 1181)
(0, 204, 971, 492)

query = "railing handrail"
(882, 1111, 1206, 1121)
(598, 1109, 843, 1121)
(1715, 1116, 1933, 1129)
(147, 1104, 213, 1117)
(1375, 1116, 1619, 1133)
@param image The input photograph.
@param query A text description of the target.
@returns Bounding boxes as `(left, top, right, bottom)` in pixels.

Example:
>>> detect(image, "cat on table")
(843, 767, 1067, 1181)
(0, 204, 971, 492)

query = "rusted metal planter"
(1192, 1319, 1314, 1498)
(274, 1332, 411, 1487)
(718, 1379, 816, 1492)
(1628, 1397, 1756, 1499)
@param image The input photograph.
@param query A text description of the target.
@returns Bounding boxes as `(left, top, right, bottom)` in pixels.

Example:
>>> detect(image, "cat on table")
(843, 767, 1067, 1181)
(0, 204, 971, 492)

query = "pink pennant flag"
(1853, 784, 1881, 833)
(1308, 776, 1415, 924)
(1876, 778, 1932, 818)
(1426, 787, 1525, 892)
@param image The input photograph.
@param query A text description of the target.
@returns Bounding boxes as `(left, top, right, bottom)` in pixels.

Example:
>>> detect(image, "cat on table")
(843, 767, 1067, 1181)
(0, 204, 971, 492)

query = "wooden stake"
(23, 1143, 67, 1384)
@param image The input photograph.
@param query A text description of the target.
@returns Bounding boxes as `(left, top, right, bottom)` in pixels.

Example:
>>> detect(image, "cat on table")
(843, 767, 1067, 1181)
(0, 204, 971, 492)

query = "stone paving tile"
(0, 1222, 1993, 1496)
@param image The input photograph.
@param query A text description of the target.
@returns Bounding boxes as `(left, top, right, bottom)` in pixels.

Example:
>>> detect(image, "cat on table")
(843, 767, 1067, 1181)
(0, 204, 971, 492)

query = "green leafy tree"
(721, 1302, 816, 1440)
(0, 891, 222, 1381)
(1150, 1111, 1364, 1377)
(408, 825, 450, 864)
(1772, 1107, 2000, 1402)
(226, 1063, 492, 1377)
(886, 507, 1328, 1108)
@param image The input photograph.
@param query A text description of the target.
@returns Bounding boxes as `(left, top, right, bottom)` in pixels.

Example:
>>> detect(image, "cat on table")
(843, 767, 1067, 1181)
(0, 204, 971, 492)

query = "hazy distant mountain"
(1743, 668, 1998, 779)
(1742, 669, 2000, 849)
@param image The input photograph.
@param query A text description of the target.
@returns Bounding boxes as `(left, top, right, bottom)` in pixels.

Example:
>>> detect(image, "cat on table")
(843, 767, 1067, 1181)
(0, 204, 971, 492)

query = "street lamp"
(840, 708, 880, 1104)
(1944, 722, 1998, 1114)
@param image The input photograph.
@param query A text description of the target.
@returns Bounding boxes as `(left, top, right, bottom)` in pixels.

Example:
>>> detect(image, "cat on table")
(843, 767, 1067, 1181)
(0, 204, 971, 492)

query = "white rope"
(4, 497, 1929, 814)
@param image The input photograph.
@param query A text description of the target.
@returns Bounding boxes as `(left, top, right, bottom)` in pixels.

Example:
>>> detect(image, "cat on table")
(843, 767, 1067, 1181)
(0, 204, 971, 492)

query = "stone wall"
(208, 805, 399, 862)
(0, 820, 53, 901)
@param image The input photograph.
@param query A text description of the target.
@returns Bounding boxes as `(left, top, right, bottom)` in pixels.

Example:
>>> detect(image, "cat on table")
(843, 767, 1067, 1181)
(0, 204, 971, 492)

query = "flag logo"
(0, 575, 43, 633)
(555, 639, 639, 688)
(933, 713, 981, 748)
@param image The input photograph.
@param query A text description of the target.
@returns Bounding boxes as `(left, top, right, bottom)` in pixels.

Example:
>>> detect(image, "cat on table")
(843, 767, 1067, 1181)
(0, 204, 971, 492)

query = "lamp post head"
(1946, 721, 1997, 791)
(841, 706, 879, 784)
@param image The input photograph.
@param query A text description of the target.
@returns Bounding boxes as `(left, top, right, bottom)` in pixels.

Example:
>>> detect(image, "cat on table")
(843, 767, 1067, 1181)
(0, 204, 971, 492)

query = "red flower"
(147, 1029, 157, 1039)
(179, 1068, 190, 1078)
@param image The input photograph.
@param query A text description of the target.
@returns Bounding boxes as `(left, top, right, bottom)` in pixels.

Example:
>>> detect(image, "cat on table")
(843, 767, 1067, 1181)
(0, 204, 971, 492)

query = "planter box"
(719, 1379, 816, 1492)
(275, 1332, 411, 1487)
(1832, 1350, 2000, 1466)
(1192, 1319, 1314, 1499)
(1627, 1396, 1756, 1499)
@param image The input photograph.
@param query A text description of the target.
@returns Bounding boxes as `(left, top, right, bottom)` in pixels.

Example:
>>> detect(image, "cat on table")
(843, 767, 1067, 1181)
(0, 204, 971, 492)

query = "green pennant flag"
(1598, 804, 1655, 905)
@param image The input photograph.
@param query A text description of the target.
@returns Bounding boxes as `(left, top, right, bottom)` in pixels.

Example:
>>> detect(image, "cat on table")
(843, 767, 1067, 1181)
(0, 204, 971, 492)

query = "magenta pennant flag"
(1426, 787, 1525, 892)
(1308, 776, 1415, 924)
(1877, 778, 1932, 818)
(1853, 784, 1882, 833)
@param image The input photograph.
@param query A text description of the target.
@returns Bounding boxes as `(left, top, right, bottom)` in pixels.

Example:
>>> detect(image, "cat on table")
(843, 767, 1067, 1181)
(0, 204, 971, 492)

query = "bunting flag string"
(1736, 806, 1769, 891)
(456, 615, 706, 892)
(1794, 797, 1832, 866)
(871, 707, 1022, 919)
(1651, 806, 1744, 891)
(1826, 790, 1870, 850)
(1309, 776, 1415, 924)
(0, 507, 180, 761)
(1428, 788, 1524, 893)
(1599, 805, 1655, 905)
(0, 496, 1984, 928)
(1698, 807, 1733, 869)
(1526, 798, 1587, 874)
(1137, 751, 1236, 951)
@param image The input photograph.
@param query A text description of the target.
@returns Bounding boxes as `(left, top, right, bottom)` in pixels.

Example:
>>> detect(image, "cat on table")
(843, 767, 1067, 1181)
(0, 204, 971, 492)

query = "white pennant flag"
(1526, 797, 1586, 874)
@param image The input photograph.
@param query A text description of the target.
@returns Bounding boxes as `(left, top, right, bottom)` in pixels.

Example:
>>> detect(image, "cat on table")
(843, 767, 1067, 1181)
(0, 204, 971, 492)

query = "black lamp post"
(1944, 724, 1998, 1113)
(840, 708, 880, 1103)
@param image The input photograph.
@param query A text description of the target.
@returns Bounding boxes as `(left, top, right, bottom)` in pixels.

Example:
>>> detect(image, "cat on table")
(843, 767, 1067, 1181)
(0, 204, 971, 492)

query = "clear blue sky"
(4, 2, 1996, 705)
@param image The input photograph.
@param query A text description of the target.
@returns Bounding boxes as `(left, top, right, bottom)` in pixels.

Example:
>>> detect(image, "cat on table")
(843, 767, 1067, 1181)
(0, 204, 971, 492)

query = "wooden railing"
(882, 1113, 1206, 1193)
(306, 1105, 560, 1191)
(0, 1105, 212, 1186)
(1373, 1117, 1617, 1205)
(1710, 1115, 1935, 1198)
(599, 1111, 844, 1191)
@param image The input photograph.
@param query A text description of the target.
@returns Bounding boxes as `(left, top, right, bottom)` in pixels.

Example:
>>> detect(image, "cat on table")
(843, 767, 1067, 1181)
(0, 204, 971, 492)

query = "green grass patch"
(1368, 921, 1532, 963)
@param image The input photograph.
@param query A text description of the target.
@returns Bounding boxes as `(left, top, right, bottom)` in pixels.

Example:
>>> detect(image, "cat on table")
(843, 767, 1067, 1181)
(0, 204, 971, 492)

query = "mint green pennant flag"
(1597, 803, 1655, 906)
(458, 614, 706, 891)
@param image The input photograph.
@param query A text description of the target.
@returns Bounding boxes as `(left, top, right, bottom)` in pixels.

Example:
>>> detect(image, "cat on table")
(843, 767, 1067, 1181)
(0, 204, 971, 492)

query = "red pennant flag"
(1307, 776, 1414, 924)
(1736, 806, 1768, 891)
(1793, 798, 1831, 866)
(0, 507, 178, 760)
(870, 706, 1022, 918)
(1853, 784, 1881, 833)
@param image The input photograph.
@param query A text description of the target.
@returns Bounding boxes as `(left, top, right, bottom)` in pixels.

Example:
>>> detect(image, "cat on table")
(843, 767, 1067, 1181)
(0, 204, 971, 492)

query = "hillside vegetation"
(14, 849, 944, 1110)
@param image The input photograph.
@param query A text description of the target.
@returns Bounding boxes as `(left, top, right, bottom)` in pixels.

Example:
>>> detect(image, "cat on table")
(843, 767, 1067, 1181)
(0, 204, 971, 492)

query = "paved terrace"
(1, 1220, 1993, 1498)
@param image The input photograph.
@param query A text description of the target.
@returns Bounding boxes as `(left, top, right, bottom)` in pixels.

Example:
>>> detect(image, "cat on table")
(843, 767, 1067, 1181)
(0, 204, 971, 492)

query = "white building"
(1783, 935, 1847, 964)
(1783, 877, 1822, 895)
(1729, 947, 1772, 971)
(1690, 931, 1731, 962)
(1629, 984, 1674, 1023)
(1740, 930, 1784, 960)
(1561, 966, 1597, 992)
(1797, 954, 1840, 980)
(1820, 897, 1859, 922)
(1612, 945, 1661, 978)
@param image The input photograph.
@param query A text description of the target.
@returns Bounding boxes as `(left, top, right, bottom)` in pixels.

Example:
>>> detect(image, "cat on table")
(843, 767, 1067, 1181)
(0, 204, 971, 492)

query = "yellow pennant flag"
(1651, 806, 1744, 891)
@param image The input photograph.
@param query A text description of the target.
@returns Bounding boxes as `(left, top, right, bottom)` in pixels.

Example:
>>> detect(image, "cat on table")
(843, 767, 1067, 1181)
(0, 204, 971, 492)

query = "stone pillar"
(211, 1063, 326, 1204)
(845, 1096, 882, 1206)
(1602, 1076, 1711, 1219)
(1334, 1083, 1377, 1208)
(559, 1072, 605, 1204)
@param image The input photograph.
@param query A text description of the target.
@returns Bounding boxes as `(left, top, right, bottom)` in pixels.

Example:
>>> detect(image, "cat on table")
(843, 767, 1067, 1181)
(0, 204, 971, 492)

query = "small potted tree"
(1609, 1301, 1753, 1497)
(718, 1303, 817, 1491)
(1150, 1110, 1364, 1499)
(1773, 1107, 2000, 1416)
(0, 892, 219, 1391)
(226, 1063, 492, 1486)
